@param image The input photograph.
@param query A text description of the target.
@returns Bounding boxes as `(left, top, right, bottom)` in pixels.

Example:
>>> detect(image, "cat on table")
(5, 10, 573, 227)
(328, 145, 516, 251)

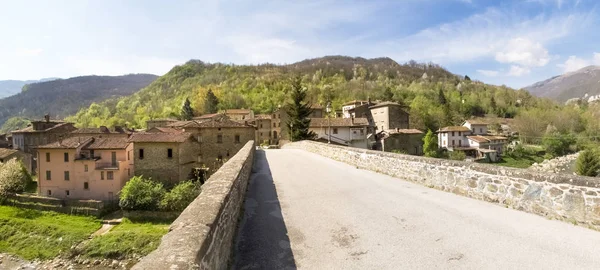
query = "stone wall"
(133, 140, 255, 270)
(283, 141, 600, 229)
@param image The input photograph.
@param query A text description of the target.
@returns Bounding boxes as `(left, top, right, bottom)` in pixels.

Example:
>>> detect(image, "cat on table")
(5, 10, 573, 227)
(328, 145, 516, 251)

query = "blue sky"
(1, 0, 599, 88)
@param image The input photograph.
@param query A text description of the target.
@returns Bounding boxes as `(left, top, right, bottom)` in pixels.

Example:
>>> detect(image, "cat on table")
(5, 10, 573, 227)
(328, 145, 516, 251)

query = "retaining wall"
(133, 141, 255, 270)
(283, 141, 600, 229)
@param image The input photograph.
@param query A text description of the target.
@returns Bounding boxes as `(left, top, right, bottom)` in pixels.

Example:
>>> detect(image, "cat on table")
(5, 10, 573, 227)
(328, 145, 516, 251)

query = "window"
(452, 131, 455, 136)
(273, 123, 276, 128)
(452, 140, 455, 146)
(260, 123, 263, 128)
(234, 135, 240, 143)
(139, 149, 144, 159)
(64, 171, 70, 181)
(260, 132, 263, 136)
(127, 151, 130, 161)
(459, 140, 462, 146)
(46, 170, 51, 180)
(84, 182, 89, 190)
(46, 152, 50, 162)
(101, 171, 104, 180)
(333, 128, 338, 134)
(480, 128, 483, 133)
(127, 168, 130, 176)
(47, 190, 52, 196)
(64, 152, 69, 162)
(107, 171, 114, 180)
(217, 134, 223, 143)
(167, 148, 173, 159)
(84, 165, 88, 172)
(458, 132, 461, 136)
(65, 190, 70, 196)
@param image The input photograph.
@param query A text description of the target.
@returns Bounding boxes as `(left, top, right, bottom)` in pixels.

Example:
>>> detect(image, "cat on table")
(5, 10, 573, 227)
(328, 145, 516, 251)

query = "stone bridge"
(135, 141, 600, 269)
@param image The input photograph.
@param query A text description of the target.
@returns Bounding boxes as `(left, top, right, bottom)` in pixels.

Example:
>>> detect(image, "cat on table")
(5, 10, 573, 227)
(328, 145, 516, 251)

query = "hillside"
(68, 56, 543, 132)
(0, 78, 58, 98)
(524, 65, 600, 103)
(0, 74, 158, 128)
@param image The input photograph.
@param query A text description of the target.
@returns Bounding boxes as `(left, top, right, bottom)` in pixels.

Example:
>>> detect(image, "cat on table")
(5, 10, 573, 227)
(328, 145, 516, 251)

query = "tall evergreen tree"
(576, 150, 600, 177)
(423, 129, 439, 158)
(438, 88, 447, 105)
(204, 89, 219, 114)
(382, 87, 394, 101)
(180, 97, 194, 120)
(286, 77, 315, 141)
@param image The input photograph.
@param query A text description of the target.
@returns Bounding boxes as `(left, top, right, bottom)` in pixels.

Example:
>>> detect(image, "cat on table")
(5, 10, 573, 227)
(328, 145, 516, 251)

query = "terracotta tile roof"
(86, 137, 130, 149)
(464, 119, 489, 125)
(255, 114, 272, 120)
(193, 113, 219, 120)
(309, 118, 369, 127)
(12, 122, 73, 133)
(386, 129, 424, 135)
(71, 127, 132, 135)
(146, 127, 184, 133)
(438, 126, 471, 132)
(37, 137, 94, 149)
(467, 135, 508, 143)
(369, 101, 404, 109)
(168, 116, 252, 129)
(128, 132, 192, 143)
(36, 137, 130, 149)
(0, 148, 19, 159)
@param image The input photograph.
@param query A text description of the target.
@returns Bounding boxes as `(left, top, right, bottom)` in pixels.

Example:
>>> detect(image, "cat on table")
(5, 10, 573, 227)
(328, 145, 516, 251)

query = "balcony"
(95, 162, 119, 170)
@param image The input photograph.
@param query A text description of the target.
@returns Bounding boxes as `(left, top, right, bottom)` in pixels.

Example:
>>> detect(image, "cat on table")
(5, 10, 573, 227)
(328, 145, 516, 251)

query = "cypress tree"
(286, 77, 315, 141)
(204, 89, 219, 114)
(576, 150, 600, 177)
(423, 129, 439, 157)
(180, 98, 194, 120)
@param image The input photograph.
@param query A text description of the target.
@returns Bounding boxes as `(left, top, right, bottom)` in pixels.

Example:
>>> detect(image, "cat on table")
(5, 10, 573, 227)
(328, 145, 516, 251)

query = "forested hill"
(0, 74, 157, 128)
(67, 56, 550, 132)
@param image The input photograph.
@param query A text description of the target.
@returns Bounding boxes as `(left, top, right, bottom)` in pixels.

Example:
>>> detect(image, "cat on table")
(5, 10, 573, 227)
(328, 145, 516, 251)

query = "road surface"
(233, 149, 600, 269)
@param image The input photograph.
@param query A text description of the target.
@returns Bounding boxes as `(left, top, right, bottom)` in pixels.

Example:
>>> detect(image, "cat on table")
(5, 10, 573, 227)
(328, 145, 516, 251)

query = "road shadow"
(232, 150, 297, 270)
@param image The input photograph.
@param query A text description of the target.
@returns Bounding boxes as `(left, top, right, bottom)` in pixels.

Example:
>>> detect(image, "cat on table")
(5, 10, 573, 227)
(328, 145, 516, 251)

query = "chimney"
(100, 126, 109, 133)
(44, 114, 50, 123)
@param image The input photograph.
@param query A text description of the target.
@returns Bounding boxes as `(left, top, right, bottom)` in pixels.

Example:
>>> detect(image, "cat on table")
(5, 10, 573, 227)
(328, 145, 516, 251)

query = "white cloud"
(495, 38, 549, 67)
(477, 69, 500, 77)
(15, 48, 43, 57)
(508, 65, 531, 76)
(557, 53, 600, 73)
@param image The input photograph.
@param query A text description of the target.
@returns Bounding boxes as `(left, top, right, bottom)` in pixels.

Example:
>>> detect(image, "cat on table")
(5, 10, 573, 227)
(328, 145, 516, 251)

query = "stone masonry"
(133, 141, 255, 270)
(283, 141, 600, 229)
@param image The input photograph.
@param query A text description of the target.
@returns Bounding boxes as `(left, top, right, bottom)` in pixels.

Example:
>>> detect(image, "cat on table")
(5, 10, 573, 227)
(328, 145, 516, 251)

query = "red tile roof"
(71, 127, 132, 135)
(36, 137, 130, 149)
(438, 126, 471, 132)
(386, 129, 424, 135)
(309, 118, 369, 127)
(467, 135, 508, 143)
(128, 132, 192, 143)
(146, 127, 184, 134)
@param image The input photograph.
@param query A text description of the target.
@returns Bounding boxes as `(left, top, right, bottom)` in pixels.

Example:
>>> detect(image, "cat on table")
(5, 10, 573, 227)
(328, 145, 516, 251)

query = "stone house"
(146, 118, 178, 129)
(11, 115, 77, 173)
(437, 120, 508, 159)
(166, 115, 255, 169)
(347, 101, 411, 150)
(128, 132, 201, 185)
(253, 114, 273, 145)
(222, 109, 254, 120)
(378, 129, 424, 155)
(342, 100, 369, 118)
(271, 107, 290, 144)
(309, 118, 370, 149)
(0, 148, 32, 172)
(0, 133, 10, 148)
(36, 136, 133, 201)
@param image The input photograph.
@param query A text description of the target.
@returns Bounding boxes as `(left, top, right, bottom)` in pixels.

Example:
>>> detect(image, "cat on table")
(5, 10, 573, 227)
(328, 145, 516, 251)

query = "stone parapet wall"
(284, 141, 600, 229)
(133, 141, 255, 270)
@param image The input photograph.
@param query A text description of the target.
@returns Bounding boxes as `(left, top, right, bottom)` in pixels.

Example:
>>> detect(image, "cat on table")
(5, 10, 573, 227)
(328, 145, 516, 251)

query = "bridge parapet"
(133, 141, 255, 270)
(284, 141, 600, 229)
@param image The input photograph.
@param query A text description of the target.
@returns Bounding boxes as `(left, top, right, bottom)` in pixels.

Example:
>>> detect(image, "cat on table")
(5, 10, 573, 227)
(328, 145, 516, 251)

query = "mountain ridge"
(0, 78, 59, 98)
(524, 65, 600, 102)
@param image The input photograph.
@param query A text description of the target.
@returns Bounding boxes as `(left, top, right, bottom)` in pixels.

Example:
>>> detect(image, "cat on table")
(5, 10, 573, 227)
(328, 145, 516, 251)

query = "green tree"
(382, 87, 394, 101)
(464, 75, 471, 81)
(286, 77, 316, 141)
(438, 88, 447, 105)
(576, 150, 600, 177)
(0, 159, 32, 197)
(542, 133, 576, 158)
(180, 97, 194, 120)
(423, 129, 439, 157)
(204, 89, 219, 114)
(119, 176, 166, 210)
(0, 117, 30, 133)
(159, 181, 201, 211)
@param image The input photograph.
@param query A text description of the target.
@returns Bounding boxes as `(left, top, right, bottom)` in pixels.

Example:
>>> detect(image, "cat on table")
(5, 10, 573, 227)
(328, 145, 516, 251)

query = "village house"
(0, 148, 32, 172)
(378, 129, 424, 155)
(342, 100, 369, 118)
(253, 114, 273, 145)
(222, 109, 254, 120)
(309, 118, 370, 148)
(128, 132, 200, 185)
(146, 118, 178, 129)
(437, 120, 508, 161)
(0, 133, 10, 148)
(11, 115, 77, 173)
(36, 136, 133, 201)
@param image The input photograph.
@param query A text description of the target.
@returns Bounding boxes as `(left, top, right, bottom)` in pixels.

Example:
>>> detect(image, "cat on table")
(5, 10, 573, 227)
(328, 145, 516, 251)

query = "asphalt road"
(233, 149, 600, 269)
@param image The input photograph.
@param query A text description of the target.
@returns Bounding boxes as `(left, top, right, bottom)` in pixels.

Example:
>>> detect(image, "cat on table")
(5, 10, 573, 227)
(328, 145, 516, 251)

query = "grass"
(80, 217, 173, 259)
(0, 205, 101, 260)
(495, 155, 545, 168)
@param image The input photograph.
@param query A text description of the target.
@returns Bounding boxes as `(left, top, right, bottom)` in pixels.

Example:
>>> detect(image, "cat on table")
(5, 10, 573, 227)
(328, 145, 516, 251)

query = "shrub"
(542, 133, 576, 158)
(448, 151, 466, 161)
(119, 176, 166, 210)
(0, 159, 32, 197)
(576, 149, 600, 177)
(159, 181, 201, 212)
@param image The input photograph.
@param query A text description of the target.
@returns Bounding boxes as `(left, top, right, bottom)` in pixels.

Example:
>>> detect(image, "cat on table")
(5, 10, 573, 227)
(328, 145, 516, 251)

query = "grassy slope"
(0, 206, 101, 260)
